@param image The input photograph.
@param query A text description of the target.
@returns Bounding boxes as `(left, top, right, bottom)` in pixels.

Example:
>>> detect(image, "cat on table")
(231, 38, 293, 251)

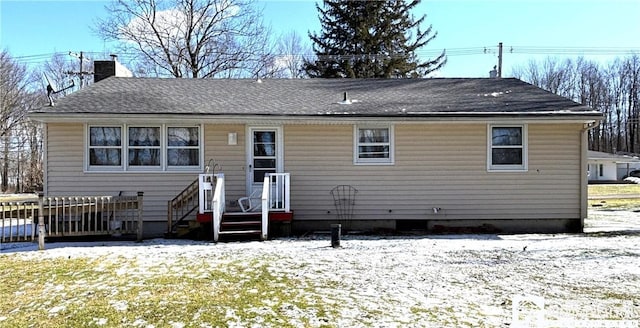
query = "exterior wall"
(588, 162, 617, 181)
(44, 123, 248, 236)
(45, 121, 584, 235)
(284, 123, 583, 229)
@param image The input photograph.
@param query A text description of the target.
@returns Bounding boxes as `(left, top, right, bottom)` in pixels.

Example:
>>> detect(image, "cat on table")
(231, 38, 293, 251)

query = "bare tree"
(96, 0, 272, 78)
(0, 50, 37, 191)
(513, 55, 640, 155)
(275, 30, 311, 78)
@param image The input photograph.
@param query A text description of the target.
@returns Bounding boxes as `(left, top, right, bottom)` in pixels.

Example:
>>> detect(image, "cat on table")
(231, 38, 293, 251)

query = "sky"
(1, 0, 639, 78)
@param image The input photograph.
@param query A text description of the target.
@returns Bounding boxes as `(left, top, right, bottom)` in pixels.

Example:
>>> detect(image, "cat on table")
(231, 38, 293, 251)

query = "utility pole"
(497, 42, 503, 78)
(68, 51, 92, 89)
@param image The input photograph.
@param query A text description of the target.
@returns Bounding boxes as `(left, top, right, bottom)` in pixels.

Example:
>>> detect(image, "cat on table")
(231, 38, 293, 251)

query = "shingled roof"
(31, 77, 601, 119)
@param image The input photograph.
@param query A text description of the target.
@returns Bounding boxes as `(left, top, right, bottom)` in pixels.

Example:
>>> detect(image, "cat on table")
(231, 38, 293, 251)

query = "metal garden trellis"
(330, 185, 357, 232)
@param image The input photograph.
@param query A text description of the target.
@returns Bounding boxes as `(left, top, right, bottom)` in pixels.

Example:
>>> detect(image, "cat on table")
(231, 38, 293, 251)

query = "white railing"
(261, 176, 270, 241)
(2, 193, 144, 249)
(198, 173, 217, 213)
(211, 174, 225, 242)
(268, 173, 290, 212)
(1, 201, 37, 243)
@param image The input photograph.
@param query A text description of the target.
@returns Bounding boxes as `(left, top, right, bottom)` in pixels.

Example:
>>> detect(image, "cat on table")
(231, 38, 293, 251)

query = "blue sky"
(1, 0, 639, 77)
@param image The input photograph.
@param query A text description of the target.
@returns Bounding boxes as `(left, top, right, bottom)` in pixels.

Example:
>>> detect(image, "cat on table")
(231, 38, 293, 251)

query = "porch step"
(218, 229, 262, 235)
(218, 211, 262, 239)
(221, 220, 261, 226)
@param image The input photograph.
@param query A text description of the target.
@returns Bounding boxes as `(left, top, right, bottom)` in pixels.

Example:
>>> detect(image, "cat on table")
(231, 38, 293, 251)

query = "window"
(355, 125, 394, 164)
(488, 125, 527, 171)
(87, 125, 201, 171)
(167, 127, 200, 167)
(88, 127, 122, 167)
(128, 127, 160, 167)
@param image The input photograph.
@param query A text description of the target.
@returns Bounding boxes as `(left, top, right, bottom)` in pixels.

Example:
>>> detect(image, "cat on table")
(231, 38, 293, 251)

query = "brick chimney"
(93, 55, 132, 83)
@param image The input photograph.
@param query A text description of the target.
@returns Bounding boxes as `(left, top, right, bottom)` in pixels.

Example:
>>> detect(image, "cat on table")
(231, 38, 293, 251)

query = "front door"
(247, 127, 283, 196)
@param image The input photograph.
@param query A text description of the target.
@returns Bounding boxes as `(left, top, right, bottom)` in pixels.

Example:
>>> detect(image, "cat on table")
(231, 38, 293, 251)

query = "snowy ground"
(2, 209, 639, 327)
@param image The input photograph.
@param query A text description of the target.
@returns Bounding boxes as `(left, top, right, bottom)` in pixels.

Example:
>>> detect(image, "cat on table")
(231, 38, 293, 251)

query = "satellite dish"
(43, 72, 75, 106)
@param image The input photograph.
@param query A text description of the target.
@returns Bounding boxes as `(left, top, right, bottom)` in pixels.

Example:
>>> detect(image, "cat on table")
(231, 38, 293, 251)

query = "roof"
(588, 151, 640, 163)
(30, 77, 601, 119)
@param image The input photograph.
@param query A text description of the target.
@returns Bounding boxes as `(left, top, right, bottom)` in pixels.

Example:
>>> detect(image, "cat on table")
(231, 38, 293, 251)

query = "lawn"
(589, 183, 640, 197)
(2, 231, 639, 327)
(0, 254, 334, 328)
(588, 184, 640, 210)
(0, 194, 37, 203)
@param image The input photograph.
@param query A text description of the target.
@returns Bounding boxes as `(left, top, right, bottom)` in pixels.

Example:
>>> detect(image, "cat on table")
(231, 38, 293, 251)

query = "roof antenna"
(43, 73, 75, 106)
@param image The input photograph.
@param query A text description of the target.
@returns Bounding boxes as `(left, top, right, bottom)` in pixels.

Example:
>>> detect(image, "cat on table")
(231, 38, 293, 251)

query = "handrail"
(267, 173, 290, 212)
(2, 193, 144, 247)
(212, 173, 225, 242)
(261, 176, 270, 241)
(167, 178, 199, 233)
(198, 173, 216, 213)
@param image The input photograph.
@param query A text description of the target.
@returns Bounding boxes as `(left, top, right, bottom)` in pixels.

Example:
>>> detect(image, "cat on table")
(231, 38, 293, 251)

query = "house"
(29, 74, 602, 236)
(588, 150, 640, 182)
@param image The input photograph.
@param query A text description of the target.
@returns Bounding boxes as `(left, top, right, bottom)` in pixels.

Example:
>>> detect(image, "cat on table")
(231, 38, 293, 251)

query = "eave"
(28, 111, 603, 125)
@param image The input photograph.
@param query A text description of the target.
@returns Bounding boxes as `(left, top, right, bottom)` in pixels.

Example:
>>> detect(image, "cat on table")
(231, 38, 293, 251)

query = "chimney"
(93, 56, 133, 83)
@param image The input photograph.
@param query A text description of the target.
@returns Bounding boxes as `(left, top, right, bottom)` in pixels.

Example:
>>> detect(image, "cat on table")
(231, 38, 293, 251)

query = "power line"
(8, 45, 640, 67)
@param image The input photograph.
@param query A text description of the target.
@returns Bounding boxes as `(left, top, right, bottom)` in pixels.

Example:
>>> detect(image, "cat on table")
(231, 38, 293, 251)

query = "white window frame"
(166, 125, 202, 170)
(86, 125, 124, 171)
(85, 124, 203, 172)
(354, 124, 394, 165)
(487, 124, 528, 172)
(126, 125, 162, 171)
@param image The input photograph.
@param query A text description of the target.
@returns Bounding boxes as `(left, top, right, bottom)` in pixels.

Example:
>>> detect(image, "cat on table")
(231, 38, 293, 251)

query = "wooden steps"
(166, 210, 293, 241)
(218, 212, 263, 240)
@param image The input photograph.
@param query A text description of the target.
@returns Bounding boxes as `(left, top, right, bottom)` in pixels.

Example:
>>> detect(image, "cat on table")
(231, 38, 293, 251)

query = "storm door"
(247, 127, 283, 196)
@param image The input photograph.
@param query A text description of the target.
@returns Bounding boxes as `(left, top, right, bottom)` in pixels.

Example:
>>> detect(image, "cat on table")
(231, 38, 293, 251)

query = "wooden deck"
(1, 193, 144, 245)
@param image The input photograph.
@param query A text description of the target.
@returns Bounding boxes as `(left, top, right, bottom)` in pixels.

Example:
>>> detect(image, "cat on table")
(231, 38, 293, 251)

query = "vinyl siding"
(44, 121, 583, 225)
(284, 123, 582, 221)
(45, 123, 247, 222)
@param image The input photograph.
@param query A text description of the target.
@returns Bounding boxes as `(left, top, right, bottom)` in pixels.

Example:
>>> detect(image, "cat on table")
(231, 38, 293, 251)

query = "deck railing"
(268, 173, 290, 212)
(211, 174, 225, 242)
(1, 193, 144, 247)
(1, 201, 37, 243)
(261, 176, 270, 241)
(167, 179, 200, 234)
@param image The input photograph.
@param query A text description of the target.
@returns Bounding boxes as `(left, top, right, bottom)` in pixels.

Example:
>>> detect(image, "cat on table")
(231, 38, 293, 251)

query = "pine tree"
(304, 0, 446, 78)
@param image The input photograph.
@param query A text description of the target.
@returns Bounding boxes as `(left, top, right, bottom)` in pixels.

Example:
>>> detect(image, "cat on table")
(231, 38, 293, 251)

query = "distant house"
(588, 150, 640, 182)
(29, 73, 602, 236)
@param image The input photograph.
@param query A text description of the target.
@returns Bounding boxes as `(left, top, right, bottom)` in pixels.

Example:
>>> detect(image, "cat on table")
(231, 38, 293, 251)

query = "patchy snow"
(1, 209, 639, 326)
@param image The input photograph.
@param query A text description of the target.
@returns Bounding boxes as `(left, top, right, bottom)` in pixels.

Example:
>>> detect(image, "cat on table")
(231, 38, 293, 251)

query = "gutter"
(28, 112, 604, 124)
(580, 119, 601, 230)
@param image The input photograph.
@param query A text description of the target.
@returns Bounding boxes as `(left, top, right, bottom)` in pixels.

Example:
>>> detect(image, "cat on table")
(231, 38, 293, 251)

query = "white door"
(247, 127, 283, 196)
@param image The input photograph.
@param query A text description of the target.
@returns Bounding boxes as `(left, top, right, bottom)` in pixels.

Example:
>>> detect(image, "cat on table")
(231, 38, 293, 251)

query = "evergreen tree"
(304, 0, 446, 78)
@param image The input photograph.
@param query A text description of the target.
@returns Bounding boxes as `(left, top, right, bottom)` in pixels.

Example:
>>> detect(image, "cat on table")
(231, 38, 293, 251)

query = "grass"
(0, 194, 37, 203)
(0, 255, 337, 328)
(589, 184, 640, 197)
(588, 184, 640, 210)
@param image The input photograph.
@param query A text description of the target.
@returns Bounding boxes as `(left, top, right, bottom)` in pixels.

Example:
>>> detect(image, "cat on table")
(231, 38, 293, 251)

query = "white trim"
(31, 113, 602, 125)
(84, 124, 203, 173)
(126, 125, 162, 171)
(487, 124, 528, 172)
(165, 125, 203, 171)
(354, 124, 395, 165)
(43, 123, 49, 195)
(86, 125, 124, 171)
(246, 126, 284, 195)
